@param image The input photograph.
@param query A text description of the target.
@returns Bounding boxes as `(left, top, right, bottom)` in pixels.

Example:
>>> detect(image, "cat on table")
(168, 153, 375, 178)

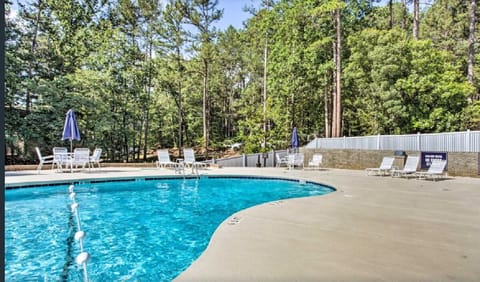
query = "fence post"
(242, 154, 247, 167)
(377, 134, 381, 150)
(466, 129, 471, 152)
(343, 136, 347, 149)
(272, 150, 276, 167)
(417, 132, 421, 151)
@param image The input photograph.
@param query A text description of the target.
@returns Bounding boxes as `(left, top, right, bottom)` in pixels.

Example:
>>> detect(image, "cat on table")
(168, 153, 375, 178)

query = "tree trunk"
(467, 0, 476, 89)
(413, 0, 419, 39)
(27, 0, 43, 114)
(291, 90, 295, 130)
(401, 0, 406, 29)
(143, 37, 153, 161)
(223, 91, 228, 138)
(331, 40, 337, 137)
(335, 8, 342, 137)
(182, 0, 220, 158)
(324, 75, 331, 138)
(177, 48, 183, 150)
(203, 59, 209, 157)
(228, 90, 233, 138)
(263, 0, 269, 149)
(263, 31, 268, 149)
(123, 111, 129, 162)
(389, 0, 393, 29)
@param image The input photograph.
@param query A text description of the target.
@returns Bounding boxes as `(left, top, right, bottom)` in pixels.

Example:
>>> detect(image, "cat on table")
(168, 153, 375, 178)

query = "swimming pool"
(5, 176, 335, 281)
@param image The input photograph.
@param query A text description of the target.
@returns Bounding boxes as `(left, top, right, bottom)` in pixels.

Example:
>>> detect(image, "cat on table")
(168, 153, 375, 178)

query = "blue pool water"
(5, 176, 334, 281)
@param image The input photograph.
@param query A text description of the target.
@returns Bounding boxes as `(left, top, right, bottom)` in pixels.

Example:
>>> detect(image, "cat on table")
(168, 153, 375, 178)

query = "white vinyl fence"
(305, 130, 480, 153)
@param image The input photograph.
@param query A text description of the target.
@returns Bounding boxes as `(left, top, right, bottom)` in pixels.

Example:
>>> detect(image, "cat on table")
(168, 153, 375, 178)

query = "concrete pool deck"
(5, 167, 480, 281)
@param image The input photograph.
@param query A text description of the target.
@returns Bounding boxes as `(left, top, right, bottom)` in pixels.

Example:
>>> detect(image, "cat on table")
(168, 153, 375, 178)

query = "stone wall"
(302, 149, 479, 177)
(447, 152, 480, 177)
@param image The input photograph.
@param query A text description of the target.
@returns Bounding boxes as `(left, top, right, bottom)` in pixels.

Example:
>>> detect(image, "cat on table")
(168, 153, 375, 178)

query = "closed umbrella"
(62, 109, 81, 152)
(291, 126, 299, 152)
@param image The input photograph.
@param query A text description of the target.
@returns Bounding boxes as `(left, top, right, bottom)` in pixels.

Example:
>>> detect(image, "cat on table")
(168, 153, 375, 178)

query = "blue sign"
(421, 152, 447, 170)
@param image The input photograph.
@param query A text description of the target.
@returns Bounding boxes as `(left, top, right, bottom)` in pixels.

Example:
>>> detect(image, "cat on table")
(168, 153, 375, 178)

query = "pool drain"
(228, 216, 242, 225)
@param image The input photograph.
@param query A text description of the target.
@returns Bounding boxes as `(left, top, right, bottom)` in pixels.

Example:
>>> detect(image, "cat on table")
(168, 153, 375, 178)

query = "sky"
(215, 0, 262, 30)
(214, 0, 392, 31)
(7, 0, 262, 30)
(7, 0, 392, 31)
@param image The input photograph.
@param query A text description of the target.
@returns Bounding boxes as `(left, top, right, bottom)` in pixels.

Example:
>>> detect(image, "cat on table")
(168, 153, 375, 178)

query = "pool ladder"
(69, 185, 90, 282)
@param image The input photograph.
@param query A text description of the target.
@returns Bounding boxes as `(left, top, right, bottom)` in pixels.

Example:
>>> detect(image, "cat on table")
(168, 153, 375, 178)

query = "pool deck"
(5, 167, 480, 281)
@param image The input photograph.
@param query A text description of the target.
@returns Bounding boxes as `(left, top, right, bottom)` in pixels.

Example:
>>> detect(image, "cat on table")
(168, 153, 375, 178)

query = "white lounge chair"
(287, 153, 304, 170)
(53, 147, 69, 172)
(391, 156, 419, 178)
(183, 148, 208, 174)
(307, 153, 323, 170)
(67, 148, 90, 173)
(275, 153, 288, 167)
(366, 156, 395, 176)
(89, 148, 103, 169)
(416, 159, 447, 181)
(35, 147, 54, 173)
(156, 149, 177, 169)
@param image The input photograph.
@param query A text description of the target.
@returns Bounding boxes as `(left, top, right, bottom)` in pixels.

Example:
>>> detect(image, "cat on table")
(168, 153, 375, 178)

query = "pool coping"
(5, 173, 335, 193)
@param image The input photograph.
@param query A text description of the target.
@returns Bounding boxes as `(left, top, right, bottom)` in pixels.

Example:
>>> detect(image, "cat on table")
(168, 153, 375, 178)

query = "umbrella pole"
(70, 139, 73, 153)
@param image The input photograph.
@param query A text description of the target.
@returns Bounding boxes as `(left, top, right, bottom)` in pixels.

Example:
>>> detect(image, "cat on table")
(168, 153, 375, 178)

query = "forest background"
(4, 0, 480, 163)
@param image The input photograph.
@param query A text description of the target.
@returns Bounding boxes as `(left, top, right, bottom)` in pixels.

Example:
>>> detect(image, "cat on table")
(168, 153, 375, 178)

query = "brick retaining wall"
(302, 149, 479, 177)
(6, 152, 479, 177)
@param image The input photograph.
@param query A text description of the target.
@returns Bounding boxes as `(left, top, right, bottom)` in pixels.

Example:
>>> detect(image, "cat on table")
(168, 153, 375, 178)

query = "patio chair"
(391, 156, 419, 178)
(416, 159, 447, 181)
(275, 152, 288, 167)
(89, 148, 103, 169)
(366, 156, 395, 176)
(156, 149, 178, 169)
(287, 153, 304, 170)
(183, 148, 208, 174)
(307, 153, 323, 170)
(53, 147, 69, 172)
(67, 148, 90, 173)
(35, 147, 54, 173)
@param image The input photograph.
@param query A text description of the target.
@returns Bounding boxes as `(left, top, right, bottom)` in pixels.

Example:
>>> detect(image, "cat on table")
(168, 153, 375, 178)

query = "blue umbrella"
(62, 109, 81, 152)
(291, 126, 299, 152)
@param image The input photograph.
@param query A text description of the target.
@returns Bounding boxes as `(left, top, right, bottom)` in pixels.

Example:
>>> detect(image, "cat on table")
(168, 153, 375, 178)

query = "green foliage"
(345, 28, 474, 134)
(463, 101, 480, 130)
(5, 0, 480, 164)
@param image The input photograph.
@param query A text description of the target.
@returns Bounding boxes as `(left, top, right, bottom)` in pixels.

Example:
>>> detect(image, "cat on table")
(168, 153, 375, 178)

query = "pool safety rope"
(69, 185, 90, 282)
